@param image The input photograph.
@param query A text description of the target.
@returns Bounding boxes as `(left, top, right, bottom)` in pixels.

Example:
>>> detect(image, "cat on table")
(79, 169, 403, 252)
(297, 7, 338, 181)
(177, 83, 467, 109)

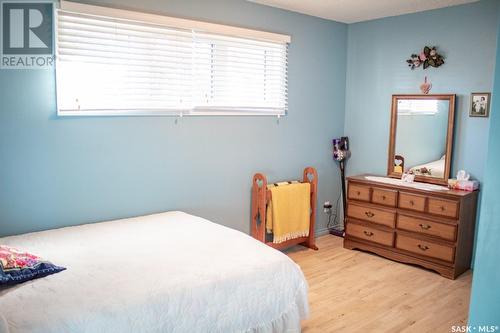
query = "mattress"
(0, 212, 308, 333)
(409, 157, 445, 178)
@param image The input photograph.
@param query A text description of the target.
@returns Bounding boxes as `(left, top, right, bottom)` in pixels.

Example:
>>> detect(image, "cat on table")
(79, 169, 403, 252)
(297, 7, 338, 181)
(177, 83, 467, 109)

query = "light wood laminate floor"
(287, 235, 472, 333)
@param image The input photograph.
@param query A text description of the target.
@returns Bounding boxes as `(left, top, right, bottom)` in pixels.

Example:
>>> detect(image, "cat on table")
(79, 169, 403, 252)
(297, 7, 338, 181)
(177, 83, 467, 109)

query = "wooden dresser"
(344, 175, 479, 279)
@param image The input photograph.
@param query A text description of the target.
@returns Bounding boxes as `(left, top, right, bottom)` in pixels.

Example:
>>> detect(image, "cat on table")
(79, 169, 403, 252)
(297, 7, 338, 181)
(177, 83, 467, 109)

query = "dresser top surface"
(348, 174, 478, 198)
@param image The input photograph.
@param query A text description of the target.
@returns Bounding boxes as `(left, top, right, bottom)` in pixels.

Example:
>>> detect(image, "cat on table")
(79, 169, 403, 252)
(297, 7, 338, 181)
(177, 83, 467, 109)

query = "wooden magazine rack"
(251, 167, 318, 251)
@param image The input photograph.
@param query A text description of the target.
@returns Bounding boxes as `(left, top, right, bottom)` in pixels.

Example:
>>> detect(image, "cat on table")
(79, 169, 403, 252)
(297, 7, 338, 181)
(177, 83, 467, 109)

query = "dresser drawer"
(347, 203, 396, 228)
(346, 223, 394, 247)
(348, 184, 370, 202)
(397, 215, 457, 241)
(428, 198, 459, 219)
(396, 234, 455, 262)
(372, 188, 397, 207)
(399, 192, 426, 212)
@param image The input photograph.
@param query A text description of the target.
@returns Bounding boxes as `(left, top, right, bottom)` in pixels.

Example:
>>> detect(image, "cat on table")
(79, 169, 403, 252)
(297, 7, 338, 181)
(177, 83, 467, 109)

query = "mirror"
(387, 94, 456, 185)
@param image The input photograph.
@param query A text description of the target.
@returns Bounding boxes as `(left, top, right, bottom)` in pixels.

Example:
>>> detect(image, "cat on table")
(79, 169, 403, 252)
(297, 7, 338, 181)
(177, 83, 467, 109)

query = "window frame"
(55, 1, 290, 117)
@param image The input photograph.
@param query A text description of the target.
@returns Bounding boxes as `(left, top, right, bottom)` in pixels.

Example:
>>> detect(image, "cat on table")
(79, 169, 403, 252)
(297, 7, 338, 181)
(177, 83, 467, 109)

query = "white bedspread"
(409, 158, 445, 178)
(0, 212, 308, 333)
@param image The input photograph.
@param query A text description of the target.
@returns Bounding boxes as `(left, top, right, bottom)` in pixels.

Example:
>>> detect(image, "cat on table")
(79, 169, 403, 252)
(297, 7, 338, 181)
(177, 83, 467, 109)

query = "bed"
(408, 155, 446, 178)
(0, 212, 308, 333)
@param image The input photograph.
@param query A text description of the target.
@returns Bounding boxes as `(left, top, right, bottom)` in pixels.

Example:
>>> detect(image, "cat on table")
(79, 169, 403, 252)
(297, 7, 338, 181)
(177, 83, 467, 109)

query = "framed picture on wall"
(469, 92, 491, 117)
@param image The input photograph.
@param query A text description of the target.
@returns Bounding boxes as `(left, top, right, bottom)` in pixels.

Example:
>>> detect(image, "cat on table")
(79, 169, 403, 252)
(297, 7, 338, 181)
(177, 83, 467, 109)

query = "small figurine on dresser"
(401, 171, 415, 183)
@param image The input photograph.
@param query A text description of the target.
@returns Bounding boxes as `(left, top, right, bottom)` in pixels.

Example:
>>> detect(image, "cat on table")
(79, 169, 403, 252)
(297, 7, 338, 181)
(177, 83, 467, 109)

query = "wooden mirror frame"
(387, 94, 456, 185)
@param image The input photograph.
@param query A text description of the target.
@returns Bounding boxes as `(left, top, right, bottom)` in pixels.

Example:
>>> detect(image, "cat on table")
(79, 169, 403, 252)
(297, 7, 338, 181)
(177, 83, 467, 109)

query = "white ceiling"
(247, 0, 478, 24)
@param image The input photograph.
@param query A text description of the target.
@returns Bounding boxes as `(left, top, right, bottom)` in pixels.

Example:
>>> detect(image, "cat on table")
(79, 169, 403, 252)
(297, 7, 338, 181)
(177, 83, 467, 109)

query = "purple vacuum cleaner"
(329, 137, 351, 237)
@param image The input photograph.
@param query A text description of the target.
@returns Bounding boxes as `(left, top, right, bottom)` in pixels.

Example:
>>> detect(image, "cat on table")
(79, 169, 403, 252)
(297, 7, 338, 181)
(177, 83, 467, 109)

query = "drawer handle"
(419, 223, 431, 230)
(363, 231, 374, 237)
(365, 211, 375, 218)
(418, 244, 429, 251)
(409, 200, 415, 206)
(357, 191, 361, 195)
(440, 206, 446, 211)
(382, 195, 386, 200)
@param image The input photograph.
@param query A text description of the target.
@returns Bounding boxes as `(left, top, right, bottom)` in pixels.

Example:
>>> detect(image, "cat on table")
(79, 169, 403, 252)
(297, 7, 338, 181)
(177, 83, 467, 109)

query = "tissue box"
(448, 179, 479, 191)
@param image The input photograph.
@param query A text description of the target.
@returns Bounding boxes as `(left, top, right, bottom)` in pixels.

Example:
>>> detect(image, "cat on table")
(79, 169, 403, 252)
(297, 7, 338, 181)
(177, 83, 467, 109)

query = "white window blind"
(397, 100, 439, 116)
(56, 2, 290, 116)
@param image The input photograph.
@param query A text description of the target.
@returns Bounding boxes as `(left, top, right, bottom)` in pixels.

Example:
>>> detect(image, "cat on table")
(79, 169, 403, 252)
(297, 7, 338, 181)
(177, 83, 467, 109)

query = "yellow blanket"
(266, 182, 311, 244)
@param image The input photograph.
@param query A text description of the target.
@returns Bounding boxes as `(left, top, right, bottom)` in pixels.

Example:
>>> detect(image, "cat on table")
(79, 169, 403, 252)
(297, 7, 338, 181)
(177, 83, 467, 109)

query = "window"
(397, 100, 438, 116)
(56, 1, 290, 116)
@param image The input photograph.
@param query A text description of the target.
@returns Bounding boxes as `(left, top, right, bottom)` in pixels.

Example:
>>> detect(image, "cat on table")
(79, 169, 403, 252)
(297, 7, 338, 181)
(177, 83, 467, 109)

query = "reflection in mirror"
(394, 99, 449, 179)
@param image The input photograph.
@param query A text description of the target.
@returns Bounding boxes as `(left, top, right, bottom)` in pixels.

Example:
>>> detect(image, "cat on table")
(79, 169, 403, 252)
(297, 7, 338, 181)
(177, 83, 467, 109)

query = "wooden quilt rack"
(251, 167, 318, 251)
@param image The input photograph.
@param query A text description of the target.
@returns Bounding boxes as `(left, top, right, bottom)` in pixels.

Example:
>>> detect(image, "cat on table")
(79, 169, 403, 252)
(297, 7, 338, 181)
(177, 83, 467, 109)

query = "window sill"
(57, 108, 287, 117)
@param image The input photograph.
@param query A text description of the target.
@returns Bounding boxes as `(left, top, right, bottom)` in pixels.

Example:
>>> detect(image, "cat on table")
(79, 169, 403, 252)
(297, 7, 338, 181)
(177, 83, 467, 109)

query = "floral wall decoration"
(406, 46, 445, 70)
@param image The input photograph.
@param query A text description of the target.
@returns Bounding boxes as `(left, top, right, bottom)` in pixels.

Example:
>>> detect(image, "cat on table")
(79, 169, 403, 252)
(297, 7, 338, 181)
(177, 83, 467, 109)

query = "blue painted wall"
(344, 0, 499, 182)
(0, 0, 347, 236)
(468, 3, 500, 326)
